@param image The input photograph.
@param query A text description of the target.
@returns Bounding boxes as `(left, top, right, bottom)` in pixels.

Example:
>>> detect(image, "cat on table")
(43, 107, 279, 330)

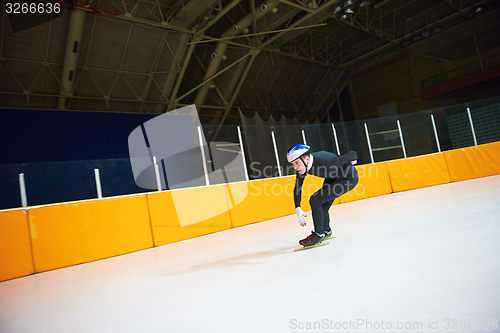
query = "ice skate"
(324, 230, 332, 239)
(299, 231, 325, 247)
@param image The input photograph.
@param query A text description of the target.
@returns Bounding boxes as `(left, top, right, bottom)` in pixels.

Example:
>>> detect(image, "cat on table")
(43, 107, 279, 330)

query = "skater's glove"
(295, 207, 307, 227)
(339, 151, 357, 166)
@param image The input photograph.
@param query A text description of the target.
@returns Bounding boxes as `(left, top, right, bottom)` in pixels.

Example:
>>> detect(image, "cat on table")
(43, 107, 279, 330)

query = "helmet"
(287, 144, 310, 162)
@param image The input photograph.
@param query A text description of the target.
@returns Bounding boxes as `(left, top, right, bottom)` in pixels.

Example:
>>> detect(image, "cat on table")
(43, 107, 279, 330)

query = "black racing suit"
(294, 151, 359, 234)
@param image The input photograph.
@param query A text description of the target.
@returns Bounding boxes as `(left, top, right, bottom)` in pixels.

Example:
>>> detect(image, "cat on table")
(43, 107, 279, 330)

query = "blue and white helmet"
(287, 144, 310, 162)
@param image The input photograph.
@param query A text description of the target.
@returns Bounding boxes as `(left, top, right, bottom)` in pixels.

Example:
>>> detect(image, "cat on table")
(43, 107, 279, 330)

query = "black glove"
(339, 151, 357, 165)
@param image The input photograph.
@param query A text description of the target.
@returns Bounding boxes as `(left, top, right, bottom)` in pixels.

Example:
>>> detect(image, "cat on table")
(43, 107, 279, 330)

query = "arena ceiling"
(1, 0, 499, 125)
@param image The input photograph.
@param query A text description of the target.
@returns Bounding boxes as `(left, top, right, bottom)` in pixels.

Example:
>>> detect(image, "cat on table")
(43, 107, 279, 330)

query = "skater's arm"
(294, 174, 305, 208)
(322, 151, 358, 167)
(294, 175, 307, 227)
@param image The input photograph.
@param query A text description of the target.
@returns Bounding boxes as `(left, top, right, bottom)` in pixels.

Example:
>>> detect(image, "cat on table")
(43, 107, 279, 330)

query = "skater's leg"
(309, 182, 338, 234)
(310, 172, 359, 234)
(322, 199, 335, 232)
(309, 194, 326, 234)
(322, 178, 356, 232)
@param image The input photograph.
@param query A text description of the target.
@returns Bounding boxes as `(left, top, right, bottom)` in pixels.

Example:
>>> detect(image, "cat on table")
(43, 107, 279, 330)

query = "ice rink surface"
(1, 175, 500, 333)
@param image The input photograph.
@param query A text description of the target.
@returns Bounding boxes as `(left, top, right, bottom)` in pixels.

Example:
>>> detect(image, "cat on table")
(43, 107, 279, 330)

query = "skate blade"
(324, 236, 336, 240)
(294, 241, 330, 252)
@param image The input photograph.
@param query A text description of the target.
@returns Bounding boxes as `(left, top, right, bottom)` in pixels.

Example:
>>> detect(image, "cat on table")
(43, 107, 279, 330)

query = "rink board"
(444, 142, 500, 182)
(340, 162, 393, 203)
(227, 177, 295, 228)
(0, 209, 34, 281)
(148, 184, 233, 246)
(28, 196, 153, 273)
(387, 152, 451, 192)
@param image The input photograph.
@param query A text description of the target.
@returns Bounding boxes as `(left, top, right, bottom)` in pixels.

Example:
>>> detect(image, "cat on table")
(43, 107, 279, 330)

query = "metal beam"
(176, 50, 256, 103)
(156, 32, 191, 113)
(321, 69, 346, 121)
(312, 67, 333, 107)
(58, 8, 86, 110)
(167, 35, 200, 111)
(440, 0, 469, 19)
(326, 12, 394, 44)
(138, 30, 167, 113)
(81, 3, 193, 32)
(343, 1, 490, 68)
(195, 0, 244, 37)
(278, 0, 314, 13)
(259, 0, 341, 50)
(108, 23, 134, 111)
(249, 0, 258, 34)
(223, 55, 251, 101)
(0, 90, 185, 105)
(259, 7, 302, 35)
(192, 50, 229, 105)
(194, 0, 281, 106)
(213, 50, 261, 140)
(189, 23, 327, 45)
(39, 15, 56, 108)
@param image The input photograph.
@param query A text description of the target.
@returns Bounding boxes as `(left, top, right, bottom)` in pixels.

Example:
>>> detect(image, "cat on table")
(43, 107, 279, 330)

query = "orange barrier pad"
(29, 196, 153, 273)
(340, 163, 393, 203)
(444, 142, 500, 182)
(0, 210, 34, 282)
(228, 177, 296, 228)
(387, 153, 450, 192)
(148, 184, 233, 246)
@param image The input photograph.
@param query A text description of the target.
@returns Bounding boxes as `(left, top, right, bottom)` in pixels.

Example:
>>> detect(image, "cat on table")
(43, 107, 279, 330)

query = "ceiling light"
(333, 6, 342, 14)
(360, 1, 371, 7)
(345, 8, 354, 14)
(203, 13, 214, 20)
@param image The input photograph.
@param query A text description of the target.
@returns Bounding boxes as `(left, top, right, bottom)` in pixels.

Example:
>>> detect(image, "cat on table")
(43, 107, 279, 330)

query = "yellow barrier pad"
(444, 142, 500, 182)
(0, 210, 34, 282)
(148, 184, 232, 246)
(340, 163, 393, 203)
(228, 177, 296, 228)
(387, 153, 451, 192)
(29, 196, 153, 273)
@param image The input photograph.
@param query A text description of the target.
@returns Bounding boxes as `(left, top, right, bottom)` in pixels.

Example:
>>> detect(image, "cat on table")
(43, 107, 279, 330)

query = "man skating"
(287, 144, 359, 247)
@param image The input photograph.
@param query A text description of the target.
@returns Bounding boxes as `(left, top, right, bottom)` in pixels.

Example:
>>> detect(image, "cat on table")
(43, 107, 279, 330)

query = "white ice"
(1, 175, 500, 333)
